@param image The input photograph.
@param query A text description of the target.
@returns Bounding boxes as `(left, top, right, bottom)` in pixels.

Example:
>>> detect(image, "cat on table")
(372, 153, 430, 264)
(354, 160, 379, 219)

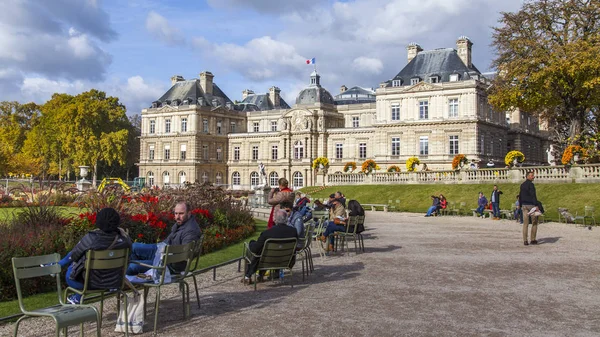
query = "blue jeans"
(476, 205, 485, 216)
(426, 206, 437, 216)
(492, 202, 500, 218)
(127, 242, 157, 275)
(323, 221, 346, 245)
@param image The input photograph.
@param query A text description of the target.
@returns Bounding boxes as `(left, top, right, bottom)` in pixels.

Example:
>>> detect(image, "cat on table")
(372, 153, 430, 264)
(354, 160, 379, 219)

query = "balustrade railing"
(323, 164, 600, 186)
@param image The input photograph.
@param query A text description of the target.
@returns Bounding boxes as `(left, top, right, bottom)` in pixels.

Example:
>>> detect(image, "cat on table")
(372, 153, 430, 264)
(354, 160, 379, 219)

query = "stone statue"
(258, 162, 266, 185)
(547, 144, 556, 166)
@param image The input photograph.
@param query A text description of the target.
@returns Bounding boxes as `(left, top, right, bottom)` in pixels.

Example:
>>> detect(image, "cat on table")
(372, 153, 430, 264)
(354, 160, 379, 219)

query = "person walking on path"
(490, 185, 503, 220)
(520, 171, 539, 246)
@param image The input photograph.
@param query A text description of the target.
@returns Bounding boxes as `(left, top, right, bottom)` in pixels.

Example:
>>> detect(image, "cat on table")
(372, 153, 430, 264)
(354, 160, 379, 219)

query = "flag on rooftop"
(305, 58, 315, 65)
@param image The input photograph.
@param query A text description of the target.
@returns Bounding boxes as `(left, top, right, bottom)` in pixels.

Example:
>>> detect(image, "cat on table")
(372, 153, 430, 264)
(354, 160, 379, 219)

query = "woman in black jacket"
(58, 207, 131, 304)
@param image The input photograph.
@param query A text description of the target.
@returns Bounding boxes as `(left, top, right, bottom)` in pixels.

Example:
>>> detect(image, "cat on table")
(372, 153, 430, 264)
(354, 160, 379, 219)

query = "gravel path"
(2, 212, 600, 337)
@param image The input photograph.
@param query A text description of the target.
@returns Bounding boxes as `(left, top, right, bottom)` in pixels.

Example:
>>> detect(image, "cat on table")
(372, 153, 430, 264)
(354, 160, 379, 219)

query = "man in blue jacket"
(476, 192, 488, 218)
(490, 185, 503, 220)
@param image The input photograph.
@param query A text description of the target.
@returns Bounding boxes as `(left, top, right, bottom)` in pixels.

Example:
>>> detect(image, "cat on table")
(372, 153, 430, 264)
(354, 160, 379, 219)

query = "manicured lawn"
(0, 219, 266, 319)
(302, 183, 597, 221)
(0, 206, 82, 222)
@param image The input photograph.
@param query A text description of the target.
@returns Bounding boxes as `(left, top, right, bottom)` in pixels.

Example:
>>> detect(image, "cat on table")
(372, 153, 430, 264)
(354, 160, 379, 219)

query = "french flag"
(305, 58, 315, 65)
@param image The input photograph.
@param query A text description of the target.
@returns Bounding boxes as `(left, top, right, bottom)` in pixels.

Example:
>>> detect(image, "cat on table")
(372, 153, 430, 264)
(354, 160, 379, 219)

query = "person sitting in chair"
(242, 209, 298, 284)
(59, 207, 132, 304)
(319, 198, 347, 252)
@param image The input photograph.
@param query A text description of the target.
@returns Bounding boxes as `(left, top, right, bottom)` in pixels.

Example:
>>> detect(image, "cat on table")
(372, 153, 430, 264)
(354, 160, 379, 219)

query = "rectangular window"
(217, 146, 222, 160)
(230, 122, 236, 133)
(450, 74, 459, 82)
(252, 145, 259, 160)
(271, 121, 277, 131)
(419, 136, 429, 155)
(391, 137, 400, 156)
(217, 121, 222, 134)
(253, 122, 259, 132)
(181, 118, 187, 132)
(202, 145, 208, 159)
(411, 78, 420, 85)
(180, 144, 187, 160)
(392, 80, 401, 87)
(335, 143, 343, 159)
(449, 135, 459, 155)
(352, 116, 359, 128)
(419, 101, 429, 120)
(429, 76, 438, 83)
(234, 146, 240, 161)
(271, 145, 278, 160)
(165, 119, 171, 133)
(164, 144, 170, 160)
(449, 98, 459, 118)
(203, 119, 208, 133)
(359, 143, 367, 159)
(148, 145, 155, 160)
(391, 104, 400, 121)
(149, 120, 155, 134)
(480, 136, 485, 154)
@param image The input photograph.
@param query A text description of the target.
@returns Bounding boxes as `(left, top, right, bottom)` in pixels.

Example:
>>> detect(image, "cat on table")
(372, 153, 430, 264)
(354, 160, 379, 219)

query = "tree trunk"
(569, 116, 583, 144)
(93, 163, 97, 187)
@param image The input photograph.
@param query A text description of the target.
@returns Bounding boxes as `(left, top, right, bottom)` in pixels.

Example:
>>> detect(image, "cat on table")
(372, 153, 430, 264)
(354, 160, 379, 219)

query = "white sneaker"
(527, 207, 538, 216)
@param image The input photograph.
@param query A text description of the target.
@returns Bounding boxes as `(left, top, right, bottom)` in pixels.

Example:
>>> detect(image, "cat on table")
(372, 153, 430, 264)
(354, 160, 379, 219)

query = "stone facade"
(138, 37, 549, 188)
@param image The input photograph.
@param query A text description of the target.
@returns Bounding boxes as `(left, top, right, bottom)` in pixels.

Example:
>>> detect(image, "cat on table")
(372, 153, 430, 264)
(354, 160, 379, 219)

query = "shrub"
(452, 154, 468, 170)
(387, 165, 401, 173)
(343, 162, 357, 173)
(561, 145, 587, 165)
(406, 157, 420, 172)
(505, 150, 525, 167)
(361, 159, 379, 175)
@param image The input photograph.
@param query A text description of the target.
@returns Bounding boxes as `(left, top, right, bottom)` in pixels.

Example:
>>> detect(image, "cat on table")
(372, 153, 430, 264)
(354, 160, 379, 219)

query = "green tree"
(41, 90, 131, 185)
(489, 0, 600, 145)
(0, 101, 40, 176)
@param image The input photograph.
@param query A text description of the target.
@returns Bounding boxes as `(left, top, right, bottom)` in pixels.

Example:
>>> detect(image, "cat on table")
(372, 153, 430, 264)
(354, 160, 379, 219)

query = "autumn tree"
(0, 101, 40, 176)
(41, 90, 131, 186)
(489, 0, 600, 147)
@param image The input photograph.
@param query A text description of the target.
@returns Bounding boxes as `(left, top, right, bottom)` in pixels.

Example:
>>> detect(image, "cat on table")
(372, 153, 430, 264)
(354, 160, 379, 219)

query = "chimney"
(456, 36, 473, 68)
(171, 75, 184, 86)
(199, 71, 214, 95)
(268, 86, 281, 108)
(340, 85, 348, 93)
(242, 89, 254, 100)
(407, 42, 423, 63)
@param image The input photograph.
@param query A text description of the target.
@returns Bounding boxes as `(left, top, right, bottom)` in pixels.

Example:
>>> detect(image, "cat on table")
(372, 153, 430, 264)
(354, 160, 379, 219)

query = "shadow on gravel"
(362, 244, 402, 253)
(140, 262, 365, 331)
(538, 237, 561, 244)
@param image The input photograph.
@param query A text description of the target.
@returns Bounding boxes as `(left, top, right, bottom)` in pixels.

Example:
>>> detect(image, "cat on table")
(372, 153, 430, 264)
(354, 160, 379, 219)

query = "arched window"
(293, 171, 303, 188)
(147, 171, 154, 186)
(232, 172, 241, 185)
(202, 172, 209, 183)
(163, 171, 170, 185)
(179, 171, 186, 185)
(294, 140, 304, 159)
(269, 172, 279, 187)
(250, 172, 259, 186)
(215, 172, 223, 185)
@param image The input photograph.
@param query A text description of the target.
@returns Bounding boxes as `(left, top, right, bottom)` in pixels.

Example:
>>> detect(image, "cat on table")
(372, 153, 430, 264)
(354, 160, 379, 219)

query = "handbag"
(114, 284, 144, 334)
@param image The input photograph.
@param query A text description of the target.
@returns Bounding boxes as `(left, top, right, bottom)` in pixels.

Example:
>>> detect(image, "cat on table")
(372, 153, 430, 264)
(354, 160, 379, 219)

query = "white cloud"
(18, 76, 165, 115)
(206, 0, 329, 14)
(145, 11, 184, 46)
(352, 57, 383, 75)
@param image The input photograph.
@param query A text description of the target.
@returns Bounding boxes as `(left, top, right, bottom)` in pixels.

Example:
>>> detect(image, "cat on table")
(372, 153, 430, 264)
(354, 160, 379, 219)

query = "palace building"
(138, 36, 549, 189)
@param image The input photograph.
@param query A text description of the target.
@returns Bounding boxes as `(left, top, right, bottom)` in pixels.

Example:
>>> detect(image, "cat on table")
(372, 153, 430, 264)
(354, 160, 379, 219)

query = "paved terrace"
(2, 212, 599, 337)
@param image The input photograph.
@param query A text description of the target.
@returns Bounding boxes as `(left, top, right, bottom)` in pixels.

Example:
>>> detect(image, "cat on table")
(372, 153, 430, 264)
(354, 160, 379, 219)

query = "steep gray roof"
(153, 80, 234, 108)
(334, 86, 376, 105)
(295, 71, 335, 105)
(385, 48, 481, 87)
(236, 93, 291, 111)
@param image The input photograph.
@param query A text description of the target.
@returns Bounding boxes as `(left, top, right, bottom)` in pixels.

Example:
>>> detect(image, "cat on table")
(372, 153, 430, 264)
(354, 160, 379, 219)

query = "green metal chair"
(63, 248, 130, 335)
(296, 223, 316, 281)
(11, 253, 100, 337)
(574, 206, 596, 227)
(134, 241, 196, 336)
(184, 235, 206, 309)
(243, 238, 298, 291)
(334, 215, 362, 254)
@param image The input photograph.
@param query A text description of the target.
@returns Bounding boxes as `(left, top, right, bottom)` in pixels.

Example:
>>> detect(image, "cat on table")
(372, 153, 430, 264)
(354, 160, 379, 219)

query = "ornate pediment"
(281, 109, 314, 132)
(157, 104, 178, 112)
(404, 82, 441, 92)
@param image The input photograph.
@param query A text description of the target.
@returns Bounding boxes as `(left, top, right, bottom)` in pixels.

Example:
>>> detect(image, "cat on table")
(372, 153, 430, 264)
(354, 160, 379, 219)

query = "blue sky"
(0, 0, 524, 115)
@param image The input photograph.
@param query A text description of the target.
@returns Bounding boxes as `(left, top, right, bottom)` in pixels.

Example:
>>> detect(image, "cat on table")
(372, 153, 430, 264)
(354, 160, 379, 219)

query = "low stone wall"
(326, 164, 600, 185)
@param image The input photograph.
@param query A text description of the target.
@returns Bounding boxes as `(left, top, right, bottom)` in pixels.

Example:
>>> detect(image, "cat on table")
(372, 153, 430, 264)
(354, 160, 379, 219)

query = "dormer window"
(429, 76, 439, 83)
(392, 80, 401, 87)
(450, 74, 460, 82)
(411, 78, 420, 85)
